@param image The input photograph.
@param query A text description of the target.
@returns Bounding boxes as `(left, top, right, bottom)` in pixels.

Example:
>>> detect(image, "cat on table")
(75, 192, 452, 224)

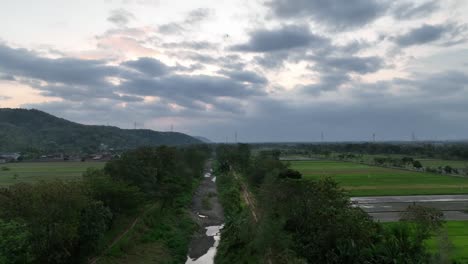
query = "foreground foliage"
(0, 145, 210, 264)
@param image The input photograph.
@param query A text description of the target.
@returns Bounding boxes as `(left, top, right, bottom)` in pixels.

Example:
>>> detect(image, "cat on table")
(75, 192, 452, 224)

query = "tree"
(267, 177, 379, 263)
(400, 204, 444, 240)
(83, 169, 144, 214)
(412, 160, 423, 169)
(77, 201, 112, 256)
(0, 219, 33, 264)
(444, 166, 453, 174)
(278, 169, 302, 179)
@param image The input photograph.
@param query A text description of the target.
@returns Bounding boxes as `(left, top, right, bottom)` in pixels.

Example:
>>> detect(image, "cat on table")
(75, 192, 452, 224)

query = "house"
(0, 153, 21, 162)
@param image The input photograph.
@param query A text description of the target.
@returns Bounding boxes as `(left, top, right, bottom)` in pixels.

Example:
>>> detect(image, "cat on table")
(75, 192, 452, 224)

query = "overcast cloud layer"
(1, 0, 468, 142)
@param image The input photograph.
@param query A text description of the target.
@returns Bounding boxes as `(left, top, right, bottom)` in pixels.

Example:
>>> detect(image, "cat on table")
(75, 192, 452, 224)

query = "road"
(351, 195, 468, 222)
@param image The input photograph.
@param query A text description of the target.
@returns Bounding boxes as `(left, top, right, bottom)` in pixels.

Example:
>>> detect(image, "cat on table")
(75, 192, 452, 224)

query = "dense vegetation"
(215, 144, 453, 264)
(0, 145, 210, 264)
(0, 108, 201, 153)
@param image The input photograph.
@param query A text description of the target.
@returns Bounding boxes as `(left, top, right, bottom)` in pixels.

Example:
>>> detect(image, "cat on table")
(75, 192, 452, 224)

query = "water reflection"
(185, 224, 224, 264)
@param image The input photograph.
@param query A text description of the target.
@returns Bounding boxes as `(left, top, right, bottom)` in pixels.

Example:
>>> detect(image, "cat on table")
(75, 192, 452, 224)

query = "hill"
(194, 136, 213, 143)
(0, 108, 202, 153)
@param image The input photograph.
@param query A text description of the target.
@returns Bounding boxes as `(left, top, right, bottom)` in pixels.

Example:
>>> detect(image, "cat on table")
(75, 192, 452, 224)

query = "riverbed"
(186, 164, 224, 263)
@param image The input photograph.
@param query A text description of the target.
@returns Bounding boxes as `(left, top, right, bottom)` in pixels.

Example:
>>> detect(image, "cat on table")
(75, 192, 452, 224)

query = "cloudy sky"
(1, 0, 468, 142)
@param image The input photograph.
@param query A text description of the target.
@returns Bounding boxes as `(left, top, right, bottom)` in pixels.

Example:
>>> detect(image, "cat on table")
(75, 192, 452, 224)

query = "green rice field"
(0, 161, 106, 186)
(426, 221, 468, 262)
(290, 160, 468, 196)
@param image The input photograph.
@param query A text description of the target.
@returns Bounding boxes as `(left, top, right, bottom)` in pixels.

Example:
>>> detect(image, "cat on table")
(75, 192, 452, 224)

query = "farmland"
(290, 160, 468, 196)
(0, 161, 106, 186)
(426, 221, 468, 262)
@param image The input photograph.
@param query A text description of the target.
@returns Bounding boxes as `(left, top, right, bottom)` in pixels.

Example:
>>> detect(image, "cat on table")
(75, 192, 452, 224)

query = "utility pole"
(235, 131, 238, 143)
(372, 133, 376, 142)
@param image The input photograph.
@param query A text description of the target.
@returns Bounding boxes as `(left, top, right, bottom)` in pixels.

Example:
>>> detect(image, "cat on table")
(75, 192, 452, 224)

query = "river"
(185, 165, 224, 264)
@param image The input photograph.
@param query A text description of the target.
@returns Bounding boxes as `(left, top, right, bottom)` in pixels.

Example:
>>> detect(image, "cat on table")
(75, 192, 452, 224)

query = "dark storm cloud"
(396, 71, 468, 94)
(310, 55, 384, 74)
(254, 52, 289, 69)
(107, 9, 135, 26)
(121, 74, 264, 101)
(392, 1, 439, 20)
(396, 24, 446, 46)
(0, 43, 264, 112)
(218, 69, 268, 84)
(231, 25, 329, 52)
(0, 43, 122, 87)
(299, 72, 351, 95)
(266, 0, 388, 30)
(395, 23, 467, 47)
(195, 69, 468, 142)
(122, 57, 170, 76)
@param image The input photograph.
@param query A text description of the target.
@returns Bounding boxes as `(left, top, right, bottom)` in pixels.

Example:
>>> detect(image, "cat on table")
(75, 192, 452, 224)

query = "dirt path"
(234, 172, 273, 264)
(234, 172, 258, 222)
(186, 162, 224, 260)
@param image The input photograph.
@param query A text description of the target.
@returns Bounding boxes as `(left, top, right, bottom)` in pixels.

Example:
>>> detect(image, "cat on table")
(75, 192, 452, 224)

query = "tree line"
(264, 142, 468, 160)
(0, 145, 210, 264)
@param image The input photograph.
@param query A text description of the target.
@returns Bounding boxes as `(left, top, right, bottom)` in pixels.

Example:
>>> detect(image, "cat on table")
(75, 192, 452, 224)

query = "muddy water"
(186, 166, 224, 264)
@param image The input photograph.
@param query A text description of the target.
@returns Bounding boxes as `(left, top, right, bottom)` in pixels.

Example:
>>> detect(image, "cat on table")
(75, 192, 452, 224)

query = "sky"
(0, 0, 468, 142)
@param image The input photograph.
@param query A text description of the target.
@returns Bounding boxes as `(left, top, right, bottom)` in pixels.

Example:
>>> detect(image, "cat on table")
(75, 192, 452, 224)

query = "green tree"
(77, 201, 112, 256)
(412, 160, 423, 169)
(83, 169, 144, 214)
(0, 219, 33, 264)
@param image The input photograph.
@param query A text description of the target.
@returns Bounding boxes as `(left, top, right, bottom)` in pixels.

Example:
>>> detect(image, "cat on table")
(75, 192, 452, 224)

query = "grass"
(0, 161, 106, 186)
(290, 160, 468, 196)
(425, 221, 468, 262)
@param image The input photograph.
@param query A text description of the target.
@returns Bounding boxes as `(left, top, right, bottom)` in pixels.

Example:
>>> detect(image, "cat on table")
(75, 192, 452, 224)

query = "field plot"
(0, 161, 106, 186)
(426, 221, 468, 262)
(290, 161, 468, 196)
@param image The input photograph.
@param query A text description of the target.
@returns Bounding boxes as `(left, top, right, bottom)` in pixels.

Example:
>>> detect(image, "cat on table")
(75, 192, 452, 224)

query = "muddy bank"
(186, 162, 224, 261)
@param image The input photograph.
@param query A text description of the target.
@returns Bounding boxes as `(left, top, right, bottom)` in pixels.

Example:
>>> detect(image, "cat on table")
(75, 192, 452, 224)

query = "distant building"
(0, 153, 21, 162)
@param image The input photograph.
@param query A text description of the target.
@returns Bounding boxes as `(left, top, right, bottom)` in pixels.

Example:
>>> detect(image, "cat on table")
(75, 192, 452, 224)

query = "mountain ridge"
(0, 108, 202, 152)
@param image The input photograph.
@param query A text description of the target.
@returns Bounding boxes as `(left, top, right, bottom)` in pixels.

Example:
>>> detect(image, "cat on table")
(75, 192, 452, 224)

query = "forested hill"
(0, 108, 202, 152)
